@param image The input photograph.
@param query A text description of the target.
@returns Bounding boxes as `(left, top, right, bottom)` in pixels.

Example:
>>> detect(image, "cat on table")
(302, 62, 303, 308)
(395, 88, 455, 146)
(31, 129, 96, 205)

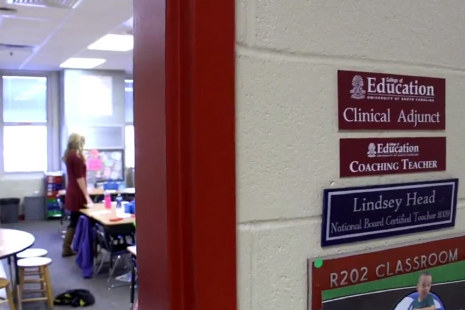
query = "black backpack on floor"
(54, 289, 95, 307)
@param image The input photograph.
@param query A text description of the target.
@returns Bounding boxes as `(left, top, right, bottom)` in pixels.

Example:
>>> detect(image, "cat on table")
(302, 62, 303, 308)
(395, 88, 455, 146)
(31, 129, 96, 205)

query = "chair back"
(95, 224, 111, 252)
(103, 182, 119, 191)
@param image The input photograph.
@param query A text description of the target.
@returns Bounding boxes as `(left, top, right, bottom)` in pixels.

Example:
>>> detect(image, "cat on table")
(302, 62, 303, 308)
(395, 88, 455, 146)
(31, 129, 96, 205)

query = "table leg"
(11, 256, 19, 302)
(13, 255, 19, 286)
(7, 257, 12, 279)
(6, 256, 15, 294)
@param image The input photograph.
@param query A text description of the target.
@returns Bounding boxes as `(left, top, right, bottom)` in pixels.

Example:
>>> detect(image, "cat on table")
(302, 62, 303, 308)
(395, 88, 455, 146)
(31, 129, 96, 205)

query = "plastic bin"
(0, 198, 20, 223)
(24, 196, 45, 221)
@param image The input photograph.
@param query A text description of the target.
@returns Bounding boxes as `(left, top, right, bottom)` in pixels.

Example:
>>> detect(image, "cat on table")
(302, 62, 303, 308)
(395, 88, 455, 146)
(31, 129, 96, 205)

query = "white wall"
(236, 1, 465, 309)
(0, 175, 45, 214)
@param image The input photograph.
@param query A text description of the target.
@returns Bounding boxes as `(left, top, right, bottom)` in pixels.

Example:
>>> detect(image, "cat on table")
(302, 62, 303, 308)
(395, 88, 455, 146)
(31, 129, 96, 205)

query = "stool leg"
(16, 284, 21, 310)
(6, 283, 16, 310)
(43, 267, 53, 309)
(38, 267, 45, 294)
(18, 268, 24, 301)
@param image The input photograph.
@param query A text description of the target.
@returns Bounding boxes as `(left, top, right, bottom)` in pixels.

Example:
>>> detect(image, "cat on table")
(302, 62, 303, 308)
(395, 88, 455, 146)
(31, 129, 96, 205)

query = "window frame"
(124, 78, 134, 169)
(0, 71, 56, 175)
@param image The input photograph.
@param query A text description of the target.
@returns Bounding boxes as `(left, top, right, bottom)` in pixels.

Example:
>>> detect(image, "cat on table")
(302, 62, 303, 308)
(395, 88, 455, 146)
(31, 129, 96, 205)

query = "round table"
(0, 229, 35, 285)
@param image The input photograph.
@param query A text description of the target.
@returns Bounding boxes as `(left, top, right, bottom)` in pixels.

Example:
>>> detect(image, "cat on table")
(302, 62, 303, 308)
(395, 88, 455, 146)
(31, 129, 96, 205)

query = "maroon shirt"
(65, 150, 87, 212)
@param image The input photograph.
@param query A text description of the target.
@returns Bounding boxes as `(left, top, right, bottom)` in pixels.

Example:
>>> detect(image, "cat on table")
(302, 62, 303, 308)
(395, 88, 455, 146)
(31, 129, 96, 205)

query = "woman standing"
(62, 133, 93, 257)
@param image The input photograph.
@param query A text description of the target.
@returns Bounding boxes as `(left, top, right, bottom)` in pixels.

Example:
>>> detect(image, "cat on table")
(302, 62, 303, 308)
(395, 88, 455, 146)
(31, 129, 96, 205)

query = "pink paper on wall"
(88, 158, 103, 171)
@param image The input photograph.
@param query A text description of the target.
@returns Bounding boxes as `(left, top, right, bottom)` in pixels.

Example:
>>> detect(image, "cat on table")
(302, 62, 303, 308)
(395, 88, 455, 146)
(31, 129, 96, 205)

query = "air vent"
(0, 7, 18, 13)
(0, 43, 35, 51)
(7, 0, 81, 9)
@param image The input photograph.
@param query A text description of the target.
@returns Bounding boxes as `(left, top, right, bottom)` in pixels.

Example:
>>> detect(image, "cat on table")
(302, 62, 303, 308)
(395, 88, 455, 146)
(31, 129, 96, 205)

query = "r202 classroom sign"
(311, 235, 465, 310)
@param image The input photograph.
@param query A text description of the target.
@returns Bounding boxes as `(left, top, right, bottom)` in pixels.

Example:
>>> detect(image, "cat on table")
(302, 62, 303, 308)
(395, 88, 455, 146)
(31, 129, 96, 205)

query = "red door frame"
(134, 1, 236, 309)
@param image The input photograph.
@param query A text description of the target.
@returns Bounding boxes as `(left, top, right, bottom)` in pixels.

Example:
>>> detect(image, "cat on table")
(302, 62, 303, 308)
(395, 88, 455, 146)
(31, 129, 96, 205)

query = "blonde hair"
(63, 133, 85, 162)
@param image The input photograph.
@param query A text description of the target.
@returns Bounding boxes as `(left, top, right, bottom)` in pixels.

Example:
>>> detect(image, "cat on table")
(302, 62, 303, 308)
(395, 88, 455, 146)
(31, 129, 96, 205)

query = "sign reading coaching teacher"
(338, 70, 445, 130)
(340, 137, 446, 177)
(321, 179, 458, 247)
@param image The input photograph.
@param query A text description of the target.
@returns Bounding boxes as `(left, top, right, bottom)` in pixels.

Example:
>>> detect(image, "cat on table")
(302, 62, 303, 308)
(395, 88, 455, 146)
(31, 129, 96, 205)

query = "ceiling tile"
(0, 0, 133, 72)
(0, 49, 32, 69)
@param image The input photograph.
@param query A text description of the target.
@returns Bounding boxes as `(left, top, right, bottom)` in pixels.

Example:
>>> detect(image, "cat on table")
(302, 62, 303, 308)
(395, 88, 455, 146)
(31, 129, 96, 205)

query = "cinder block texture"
(250, 0, 465, 68)
(238, 216, 465, 310)
(237, 53, 465, 223)
(236, 1, 465, 309)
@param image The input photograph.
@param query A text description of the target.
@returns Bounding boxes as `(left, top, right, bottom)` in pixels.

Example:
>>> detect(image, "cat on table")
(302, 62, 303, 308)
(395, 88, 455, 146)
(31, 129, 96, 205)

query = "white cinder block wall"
(0, 176, 45, 214)
(236, 1, 465, 309)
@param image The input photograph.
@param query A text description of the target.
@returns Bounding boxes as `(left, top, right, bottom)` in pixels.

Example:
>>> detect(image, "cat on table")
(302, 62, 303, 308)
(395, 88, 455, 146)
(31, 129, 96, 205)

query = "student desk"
(80, 203, 135, 225)
(59, 188, 136, 204)
(80, 203, 135, 275)
(59, 188, 136, 197)
(80, 203, 135, 235)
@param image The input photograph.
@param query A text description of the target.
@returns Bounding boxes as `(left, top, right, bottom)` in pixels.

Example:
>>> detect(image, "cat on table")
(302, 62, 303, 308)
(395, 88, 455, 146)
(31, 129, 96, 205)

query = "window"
(125, 79, 133, 123)
(78, 75, 113, 116)
(125, 125, 134, 168)
(64, 73, 113, 118)
(124, 79, 134, 168)
(2, 75, 48, 172)
(3, 126, 47, 172)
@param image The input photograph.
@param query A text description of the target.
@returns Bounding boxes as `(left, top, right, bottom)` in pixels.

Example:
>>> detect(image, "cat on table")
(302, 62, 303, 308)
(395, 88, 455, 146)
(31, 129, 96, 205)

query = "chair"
(103, 182, 119, 191)
(125, 167, 135, 188)
(93, 224, 131, 288)
(0, 278, 15, 310)
(57, 197, 70, 237)
(127, 246, 138, 306)
(17, 257, 53, 308)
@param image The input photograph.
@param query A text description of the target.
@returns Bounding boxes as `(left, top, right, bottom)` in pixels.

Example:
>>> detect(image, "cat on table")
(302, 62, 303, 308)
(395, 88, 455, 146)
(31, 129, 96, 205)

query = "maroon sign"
(340, 137, 446, 177)
(311, 235, 465, 309)
(338, 70, 445, 130)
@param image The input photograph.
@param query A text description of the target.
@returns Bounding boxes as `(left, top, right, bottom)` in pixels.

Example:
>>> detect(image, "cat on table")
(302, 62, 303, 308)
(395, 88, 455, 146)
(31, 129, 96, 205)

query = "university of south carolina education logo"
(367, 143, 376, 158)
(366, 142, 420, 158)
(350, 75, 366, 99)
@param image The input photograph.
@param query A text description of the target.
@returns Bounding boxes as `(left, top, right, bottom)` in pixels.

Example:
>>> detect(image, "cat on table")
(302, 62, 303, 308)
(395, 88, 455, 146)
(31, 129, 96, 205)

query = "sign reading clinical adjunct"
(338, 70, 445, 130)
(340, 137, 446, 177)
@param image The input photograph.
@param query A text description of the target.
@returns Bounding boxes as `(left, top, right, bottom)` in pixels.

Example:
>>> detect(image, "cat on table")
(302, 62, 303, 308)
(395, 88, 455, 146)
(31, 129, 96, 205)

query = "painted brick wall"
(0, 176, 44, 215)
(236, 1, 465, 309)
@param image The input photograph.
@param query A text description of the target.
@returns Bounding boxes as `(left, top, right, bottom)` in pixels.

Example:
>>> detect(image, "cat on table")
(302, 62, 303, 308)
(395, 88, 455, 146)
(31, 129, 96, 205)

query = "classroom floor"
(1, 219, 135, 310)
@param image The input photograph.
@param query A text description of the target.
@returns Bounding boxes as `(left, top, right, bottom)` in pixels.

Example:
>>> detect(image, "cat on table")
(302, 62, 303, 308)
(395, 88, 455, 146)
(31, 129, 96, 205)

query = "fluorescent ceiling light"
(6, 0, 82, 9)
(3, 76, 46, 81)
(59, 58, 106, 69)
(88, 34, 133, 52)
